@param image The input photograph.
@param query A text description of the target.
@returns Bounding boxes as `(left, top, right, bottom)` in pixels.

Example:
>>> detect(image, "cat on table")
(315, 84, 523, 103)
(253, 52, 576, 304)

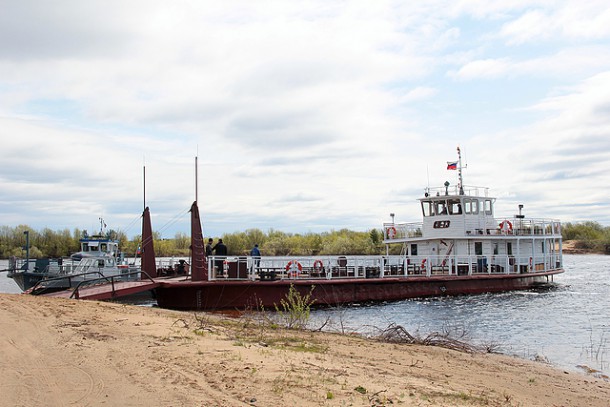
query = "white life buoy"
(285, 260, 302, 278)
(500, 220, 513, 233)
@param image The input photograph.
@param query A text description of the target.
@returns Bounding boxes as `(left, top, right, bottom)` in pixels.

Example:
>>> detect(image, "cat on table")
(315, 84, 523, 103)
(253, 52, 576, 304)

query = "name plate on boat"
(433, 220, 451, 229)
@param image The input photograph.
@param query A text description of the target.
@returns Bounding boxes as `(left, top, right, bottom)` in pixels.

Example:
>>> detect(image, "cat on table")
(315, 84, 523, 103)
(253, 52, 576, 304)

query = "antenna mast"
(195, 156, 198, 204)
(457, 146, 464, 195)
(143, 165, 146, 210)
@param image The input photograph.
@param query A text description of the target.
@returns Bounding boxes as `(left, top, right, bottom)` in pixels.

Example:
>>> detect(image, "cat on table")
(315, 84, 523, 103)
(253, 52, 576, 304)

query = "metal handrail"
(29, 271, 108, 294)
(69, 271, 156, 299)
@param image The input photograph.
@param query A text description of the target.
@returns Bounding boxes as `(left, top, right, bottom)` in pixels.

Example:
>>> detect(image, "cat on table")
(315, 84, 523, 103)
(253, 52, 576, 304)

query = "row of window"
(421, 198, 494, 217)
(411, 242, 516, 256)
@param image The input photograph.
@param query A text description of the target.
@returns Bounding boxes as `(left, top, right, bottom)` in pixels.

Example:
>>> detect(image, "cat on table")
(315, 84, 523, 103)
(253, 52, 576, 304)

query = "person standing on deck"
(213, 239, 228, 276)
(205, 238, 214, 256)
(250, 244, 261, 268)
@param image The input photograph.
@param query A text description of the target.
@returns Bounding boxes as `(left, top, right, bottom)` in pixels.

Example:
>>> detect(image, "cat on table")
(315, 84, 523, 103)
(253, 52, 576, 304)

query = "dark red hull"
(154, 269, 563, 310)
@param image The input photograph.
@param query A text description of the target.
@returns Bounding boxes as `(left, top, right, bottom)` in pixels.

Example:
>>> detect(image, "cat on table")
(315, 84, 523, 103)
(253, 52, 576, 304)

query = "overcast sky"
(1, 1, 610, 239)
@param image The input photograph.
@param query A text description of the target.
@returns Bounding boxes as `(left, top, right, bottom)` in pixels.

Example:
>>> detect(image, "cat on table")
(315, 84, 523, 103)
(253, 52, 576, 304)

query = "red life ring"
(499, 220, 513, 232)
(285, 260, 302, 277)
(387, 226, 397, 239)
(313, 259, 324, 271)
(421, 258, 427, 270)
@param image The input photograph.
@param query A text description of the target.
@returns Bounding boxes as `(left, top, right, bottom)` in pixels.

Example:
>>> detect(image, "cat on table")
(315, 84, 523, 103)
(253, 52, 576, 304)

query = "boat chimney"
(23, 230, 30, 271)
(516, 204, 525, 219)
(390, 213, 395, 224)
(444, 181, 450, 196)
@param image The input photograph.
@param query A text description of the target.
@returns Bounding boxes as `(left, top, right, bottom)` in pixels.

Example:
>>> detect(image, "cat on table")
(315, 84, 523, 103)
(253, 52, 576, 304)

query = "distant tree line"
(561, 221, 610, 254)
(0, 225, 391, 259)
(1, 222, 609, 259)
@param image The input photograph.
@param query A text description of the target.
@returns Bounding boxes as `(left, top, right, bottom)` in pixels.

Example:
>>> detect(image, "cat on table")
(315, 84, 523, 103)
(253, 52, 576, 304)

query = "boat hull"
(7, 271, 45, 292)
(154, 269, 563, 310)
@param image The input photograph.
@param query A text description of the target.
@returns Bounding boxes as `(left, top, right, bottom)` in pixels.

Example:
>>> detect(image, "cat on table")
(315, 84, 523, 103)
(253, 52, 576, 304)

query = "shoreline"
(2, 293, 609, 406)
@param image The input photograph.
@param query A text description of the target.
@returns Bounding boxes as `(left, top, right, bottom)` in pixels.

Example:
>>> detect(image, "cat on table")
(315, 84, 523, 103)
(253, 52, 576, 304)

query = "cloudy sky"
(1, 1, 610, 239)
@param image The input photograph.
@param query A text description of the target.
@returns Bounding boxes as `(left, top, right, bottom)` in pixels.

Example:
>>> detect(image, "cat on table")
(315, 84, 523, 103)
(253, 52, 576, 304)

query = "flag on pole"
(447, 161, 457, 170)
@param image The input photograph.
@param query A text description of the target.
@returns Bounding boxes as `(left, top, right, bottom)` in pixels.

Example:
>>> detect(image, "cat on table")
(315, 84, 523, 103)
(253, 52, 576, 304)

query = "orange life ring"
(313, 259, 324, 271)
(387, 226, 397, 239)
(285, 260, 302, 277)
(499, 220, 513, 232)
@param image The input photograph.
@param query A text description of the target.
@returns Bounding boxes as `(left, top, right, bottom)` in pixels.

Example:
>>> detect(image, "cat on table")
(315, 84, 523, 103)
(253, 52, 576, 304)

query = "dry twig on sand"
(375, 323, 481, 353)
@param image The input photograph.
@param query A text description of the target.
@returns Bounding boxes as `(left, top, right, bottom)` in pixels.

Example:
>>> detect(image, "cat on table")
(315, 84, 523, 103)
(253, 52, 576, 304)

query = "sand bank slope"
(1, 293, 608, 406)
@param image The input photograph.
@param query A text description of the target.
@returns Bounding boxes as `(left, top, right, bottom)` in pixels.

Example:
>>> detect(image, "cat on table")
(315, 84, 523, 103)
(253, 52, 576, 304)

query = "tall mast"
(195, 156, 198, 204)
(457, 146, 464, 195)
(143, 164, 146, 210)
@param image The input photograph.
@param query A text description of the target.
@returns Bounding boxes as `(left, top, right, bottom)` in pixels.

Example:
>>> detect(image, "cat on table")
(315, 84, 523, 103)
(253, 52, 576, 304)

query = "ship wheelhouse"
(382, 182, 562, 277)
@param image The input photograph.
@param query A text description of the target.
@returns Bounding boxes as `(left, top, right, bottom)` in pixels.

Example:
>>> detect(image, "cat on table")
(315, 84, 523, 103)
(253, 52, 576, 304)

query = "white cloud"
(500, 2, 610, 45)
(1, 1, 610, 237)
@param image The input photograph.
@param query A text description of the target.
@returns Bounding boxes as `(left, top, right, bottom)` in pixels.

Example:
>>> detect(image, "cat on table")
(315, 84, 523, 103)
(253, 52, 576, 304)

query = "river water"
(1, 254, 608, 374)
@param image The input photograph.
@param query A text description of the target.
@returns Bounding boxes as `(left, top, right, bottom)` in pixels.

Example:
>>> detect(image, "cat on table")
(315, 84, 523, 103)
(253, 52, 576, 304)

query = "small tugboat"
(8, 220, 137, 292)
(150, 148, 564, 310)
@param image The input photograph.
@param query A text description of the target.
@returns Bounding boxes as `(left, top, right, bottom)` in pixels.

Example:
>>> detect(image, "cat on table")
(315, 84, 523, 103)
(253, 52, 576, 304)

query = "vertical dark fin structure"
(190, 201, 207, 281)
(141, 207, 157, 278)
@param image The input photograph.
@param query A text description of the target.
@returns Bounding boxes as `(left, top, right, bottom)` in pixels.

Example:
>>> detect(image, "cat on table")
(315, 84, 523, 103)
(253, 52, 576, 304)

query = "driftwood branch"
(375, 323, 481, 353)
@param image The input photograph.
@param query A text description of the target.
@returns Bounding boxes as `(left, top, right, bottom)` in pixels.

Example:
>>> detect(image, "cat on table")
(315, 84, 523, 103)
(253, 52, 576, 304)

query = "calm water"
(1, 255, 608, 374)
(308, 254, 610, 374)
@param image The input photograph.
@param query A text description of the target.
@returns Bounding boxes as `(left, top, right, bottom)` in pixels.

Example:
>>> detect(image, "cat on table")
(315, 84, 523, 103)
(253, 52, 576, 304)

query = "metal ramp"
(32, 271, 162, 301)
(43, 280, 161, 301)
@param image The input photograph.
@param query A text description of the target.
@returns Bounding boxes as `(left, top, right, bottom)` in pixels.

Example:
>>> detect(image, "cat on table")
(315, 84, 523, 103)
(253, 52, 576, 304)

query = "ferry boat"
(9, 221, 137, 292)
(151, 148, 564, 310)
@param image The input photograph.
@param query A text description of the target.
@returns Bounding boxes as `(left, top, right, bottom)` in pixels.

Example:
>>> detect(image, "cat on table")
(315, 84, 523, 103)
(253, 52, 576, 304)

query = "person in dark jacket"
(213, 239, 228, 276)
(205, 238, 213, 257)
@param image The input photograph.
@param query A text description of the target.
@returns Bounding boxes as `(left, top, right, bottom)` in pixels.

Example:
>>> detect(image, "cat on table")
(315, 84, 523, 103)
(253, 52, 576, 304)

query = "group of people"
(205, 238, 261, 275)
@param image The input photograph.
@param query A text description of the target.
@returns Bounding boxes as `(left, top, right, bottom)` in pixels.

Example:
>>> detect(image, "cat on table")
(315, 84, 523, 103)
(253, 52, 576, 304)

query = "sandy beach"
(1, 293, 609, 406)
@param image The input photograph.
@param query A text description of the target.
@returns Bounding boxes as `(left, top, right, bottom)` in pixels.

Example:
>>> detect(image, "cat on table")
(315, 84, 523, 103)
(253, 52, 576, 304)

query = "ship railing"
(384, 218, 562, 240)
(414, 254, 563, 277)
(426, 185, 490, 197)
(205, 252, 563, 281)
(155, 257, 191, 276)
(207, 255, 390, 281)
(6, 257, 77, 276)
(383, 222, 423, 240)
(491, 217, 562, 237)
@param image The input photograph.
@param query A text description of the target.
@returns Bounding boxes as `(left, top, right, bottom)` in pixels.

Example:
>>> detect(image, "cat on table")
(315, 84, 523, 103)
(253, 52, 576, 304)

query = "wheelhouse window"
(464, 198, 479, 214)
(411, 244, 418, 256)
(447, 199, 462, 215)
(435, 201, 448, 215)
(484, 199, 493, 216)
(422, 201, 434, 217)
